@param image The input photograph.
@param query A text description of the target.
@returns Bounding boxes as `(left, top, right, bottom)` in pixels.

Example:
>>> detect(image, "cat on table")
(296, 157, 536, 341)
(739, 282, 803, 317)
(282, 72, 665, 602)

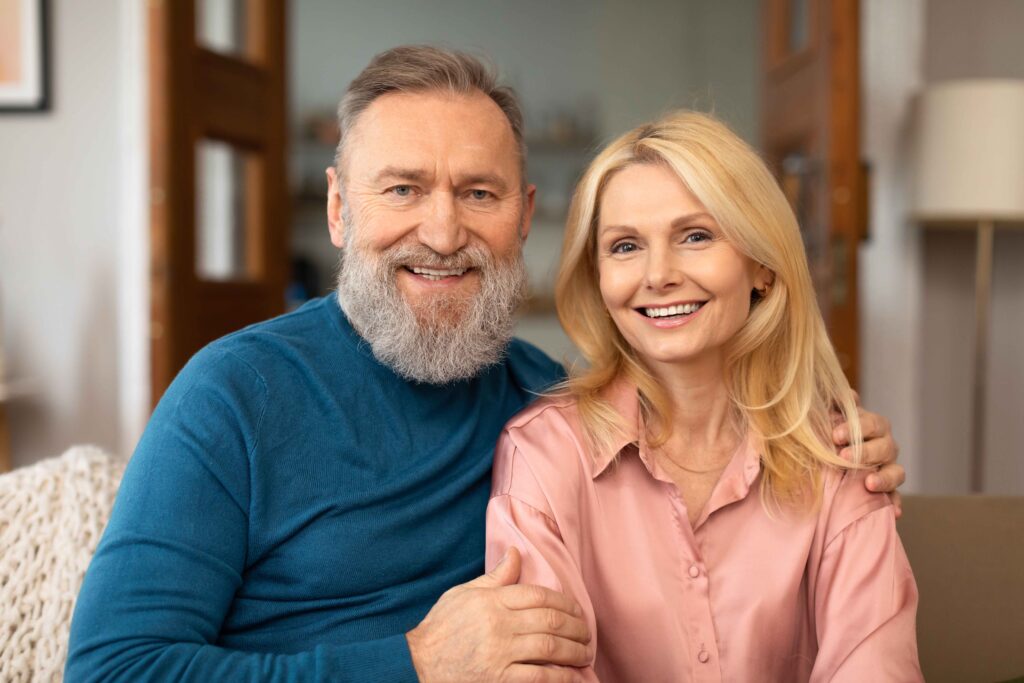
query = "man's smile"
(406, 265, 471, 281)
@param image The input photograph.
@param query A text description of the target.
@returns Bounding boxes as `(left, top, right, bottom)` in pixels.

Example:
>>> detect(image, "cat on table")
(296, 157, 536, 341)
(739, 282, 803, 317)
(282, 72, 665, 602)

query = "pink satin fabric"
(485, 382, 922, 682)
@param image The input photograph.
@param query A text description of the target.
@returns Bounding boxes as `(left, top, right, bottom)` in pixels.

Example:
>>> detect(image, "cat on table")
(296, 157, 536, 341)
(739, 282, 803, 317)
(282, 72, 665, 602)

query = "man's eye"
(390, 185, 413, 197)
(469, 189, 492, 200)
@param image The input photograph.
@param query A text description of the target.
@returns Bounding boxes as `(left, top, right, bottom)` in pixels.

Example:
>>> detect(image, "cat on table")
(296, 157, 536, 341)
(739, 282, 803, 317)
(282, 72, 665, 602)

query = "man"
(66, 46, 903, 682)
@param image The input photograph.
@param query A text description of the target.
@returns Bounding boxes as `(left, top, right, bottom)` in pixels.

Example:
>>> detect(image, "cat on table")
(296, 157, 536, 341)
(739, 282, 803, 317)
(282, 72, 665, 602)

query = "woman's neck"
(648, 352, 739, 466)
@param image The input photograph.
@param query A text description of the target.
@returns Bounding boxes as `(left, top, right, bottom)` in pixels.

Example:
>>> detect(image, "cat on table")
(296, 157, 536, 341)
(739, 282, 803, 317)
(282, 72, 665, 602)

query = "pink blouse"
(485, 381, 922, 682)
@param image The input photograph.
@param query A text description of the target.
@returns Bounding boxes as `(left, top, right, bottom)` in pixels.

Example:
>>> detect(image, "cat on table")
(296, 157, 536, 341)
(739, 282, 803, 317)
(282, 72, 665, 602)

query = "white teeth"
(410, 266, 468, 281)
(644, 302, 702, 318)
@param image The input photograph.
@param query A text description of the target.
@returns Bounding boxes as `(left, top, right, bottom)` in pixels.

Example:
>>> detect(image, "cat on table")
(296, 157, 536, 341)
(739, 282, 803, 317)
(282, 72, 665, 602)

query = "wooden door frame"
(147, 0, 288, 408)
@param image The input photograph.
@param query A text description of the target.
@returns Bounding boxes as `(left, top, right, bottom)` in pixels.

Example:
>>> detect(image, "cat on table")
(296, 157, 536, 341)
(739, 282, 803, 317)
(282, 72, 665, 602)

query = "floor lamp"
(913, 79, 1024, 493)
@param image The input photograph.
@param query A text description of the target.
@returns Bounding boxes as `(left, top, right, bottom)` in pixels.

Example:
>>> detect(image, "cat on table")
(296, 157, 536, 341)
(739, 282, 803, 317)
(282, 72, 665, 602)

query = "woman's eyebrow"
(600, 211, 715, 234)
(670, 212, 716, 228)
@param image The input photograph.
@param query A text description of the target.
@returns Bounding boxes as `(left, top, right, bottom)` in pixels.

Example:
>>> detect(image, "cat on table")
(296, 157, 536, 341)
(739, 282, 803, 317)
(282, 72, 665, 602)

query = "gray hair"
(335, 45, 527, 183)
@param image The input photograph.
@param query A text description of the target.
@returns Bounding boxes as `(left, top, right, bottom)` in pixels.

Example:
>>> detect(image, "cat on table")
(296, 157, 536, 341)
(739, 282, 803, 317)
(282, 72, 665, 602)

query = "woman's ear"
(754, 265, 775, 293)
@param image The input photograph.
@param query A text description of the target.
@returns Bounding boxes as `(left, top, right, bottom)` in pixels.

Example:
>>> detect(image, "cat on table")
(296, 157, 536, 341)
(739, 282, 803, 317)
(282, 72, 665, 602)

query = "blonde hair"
(555, 111, 862, 505)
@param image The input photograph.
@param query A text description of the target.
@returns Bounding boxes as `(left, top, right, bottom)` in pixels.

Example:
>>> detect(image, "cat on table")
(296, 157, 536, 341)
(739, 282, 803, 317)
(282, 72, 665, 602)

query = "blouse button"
(698, 650, 710, 663)
(688, 564, 700, 578)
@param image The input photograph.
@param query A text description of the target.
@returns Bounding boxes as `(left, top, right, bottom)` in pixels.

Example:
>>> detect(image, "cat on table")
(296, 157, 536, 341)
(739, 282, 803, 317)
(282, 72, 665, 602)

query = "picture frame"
(0, 0, 50, 112)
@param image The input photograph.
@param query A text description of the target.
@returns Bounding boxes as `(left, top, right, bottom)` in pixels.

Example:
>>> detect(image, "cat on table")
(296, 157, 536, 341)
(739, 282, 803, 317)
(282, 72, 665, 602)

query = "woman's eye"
(469, 189, 492, 200)
(610, 241, 638, 254)
(684, 230, 713, 244)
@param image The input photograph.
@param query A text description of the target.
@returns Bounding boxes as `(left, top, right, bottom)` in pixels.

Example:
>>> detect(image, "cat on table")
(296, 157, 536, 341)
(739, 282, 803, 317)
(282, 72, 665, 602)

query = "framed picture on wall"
(0, 0, 50, 112)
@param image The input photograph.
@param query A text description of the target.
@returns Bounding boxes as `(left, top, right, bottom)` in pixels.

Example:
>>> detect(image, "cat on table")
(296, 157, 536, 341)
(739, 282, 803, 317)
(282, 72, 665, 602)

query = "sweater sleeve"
(809, 477, 923, 682)
(64, 348, 418, 683)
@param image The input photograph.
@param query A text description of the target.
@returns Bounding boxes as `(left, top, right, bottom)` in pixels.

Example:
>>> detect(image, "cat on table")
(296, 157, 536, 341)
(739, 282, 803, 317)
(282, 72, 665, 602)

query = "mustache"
(374, 243, 494, 272)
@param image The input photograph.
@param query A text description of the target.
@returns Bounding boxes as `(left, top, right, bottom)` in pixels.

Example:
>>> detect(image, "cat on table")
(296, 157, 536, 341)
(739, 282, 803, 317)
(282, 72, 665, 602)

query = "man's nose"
(416, 191, 468, 256)
(644, 244, 683, 290)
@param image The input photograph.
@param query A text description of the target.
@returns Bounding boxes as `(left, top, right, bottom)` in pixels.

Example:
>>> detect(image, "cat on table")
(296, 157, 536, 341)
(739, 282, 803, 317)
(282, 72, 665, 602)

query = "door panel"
(762, 0, 863, 385)
(148, 0, 288, 407)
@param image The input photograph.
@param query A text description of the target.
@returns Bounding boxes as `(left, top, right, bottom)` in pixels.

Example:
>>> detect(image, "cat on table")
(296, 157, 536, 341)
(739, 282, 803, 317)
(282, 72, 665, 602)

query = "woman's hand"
(832, 396, 906, 518)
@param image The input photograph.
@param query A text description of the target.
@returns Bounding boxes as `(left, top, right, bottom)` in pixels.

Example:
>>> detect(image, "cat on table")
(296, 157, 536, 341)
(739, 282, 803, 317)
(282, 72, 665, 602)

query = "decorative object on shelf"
(0, 0, 50, 112)
(912, 79, 1024, 493)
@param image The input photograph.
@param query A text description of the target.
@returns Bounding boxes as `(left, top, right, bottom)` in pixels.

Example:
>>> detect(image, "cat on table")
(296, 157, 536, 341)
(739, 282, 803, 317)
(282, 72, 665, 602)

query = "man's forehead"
(346, 90, 521, 178)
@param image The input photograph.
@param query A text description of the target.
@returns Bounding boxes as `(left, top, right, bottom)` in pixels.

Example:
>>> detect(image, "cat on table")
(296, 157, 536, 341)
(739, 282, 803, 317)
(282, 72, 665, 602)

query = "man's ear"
(519, 183, 537, 242)
(326, 167, 346, 248)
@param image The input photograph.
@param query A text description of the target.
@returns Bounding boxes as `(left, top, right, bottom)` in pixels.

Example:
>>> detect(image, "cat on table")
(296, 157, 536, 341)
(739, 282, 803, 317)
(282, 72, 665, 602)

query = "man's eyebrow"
(372, 166, 430, 184)
(456, 173, 510, 193)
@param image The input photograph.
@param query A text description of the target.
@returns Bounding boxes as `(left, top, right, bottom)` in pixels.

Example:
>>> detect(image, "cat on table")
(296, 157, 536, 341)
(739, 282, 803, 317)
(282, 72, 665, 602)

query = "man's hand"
(833, 396, 906, 517)
(407, 547, 592, 683)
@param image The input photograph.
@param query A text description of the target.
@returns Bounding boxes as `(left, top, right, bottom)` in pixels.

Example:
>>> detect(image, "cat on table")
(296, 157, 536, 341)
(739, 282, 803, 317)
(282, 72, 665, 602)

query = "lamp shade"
(913, 79, 1024, 221)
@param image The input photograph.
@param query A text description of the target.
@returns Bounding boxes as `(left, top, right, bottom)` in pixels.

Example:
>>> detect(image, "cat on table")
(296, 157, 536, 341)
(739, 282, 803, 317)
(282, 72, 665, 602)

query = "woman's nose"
(644, 245, 683, 290)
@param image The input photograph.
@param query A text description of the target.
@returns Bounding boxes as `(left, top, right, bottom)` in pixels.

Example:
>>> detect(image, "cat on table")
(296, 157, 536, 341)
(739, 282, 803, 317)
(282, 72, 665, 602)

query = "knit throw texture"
(0, 446, 125, 682)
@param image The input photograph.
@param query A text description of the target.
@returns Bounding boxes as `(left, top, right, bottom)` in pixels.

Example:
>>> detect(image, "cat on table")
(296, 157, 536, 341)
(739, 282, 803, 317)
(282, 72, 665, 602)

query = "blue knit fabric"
(65, 296, 564, 682)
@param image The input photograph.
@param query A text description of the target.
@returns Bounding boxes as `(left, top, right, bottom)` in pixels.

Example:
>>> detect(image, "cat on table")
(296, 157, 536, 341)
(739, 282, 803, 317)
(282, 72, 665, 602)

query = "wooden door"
(148, 0, 288, 407)
(761, 0, 864, 386)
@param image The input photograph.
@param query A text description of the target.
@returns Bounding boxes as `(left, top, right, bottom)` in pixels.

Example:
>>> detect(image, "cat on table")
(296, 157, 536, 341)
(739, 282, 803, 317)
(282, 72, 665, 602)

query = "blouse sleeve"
(486, 432, 601, 683)
(810, 480, 923, 682)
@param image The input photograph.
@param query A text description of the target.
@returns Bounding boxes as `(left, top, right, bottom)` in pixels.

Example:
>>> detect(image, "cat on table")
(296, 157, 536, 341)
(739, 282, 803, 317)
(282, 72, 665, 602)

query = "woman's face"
(595, 163, 772, 373)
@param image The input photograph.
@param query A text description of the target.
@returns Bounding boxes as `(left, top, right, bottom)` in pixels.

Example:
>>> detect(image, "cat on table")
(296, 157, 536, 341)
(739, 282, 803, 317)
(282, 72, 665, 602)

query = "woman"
(485, 112, 921, 681)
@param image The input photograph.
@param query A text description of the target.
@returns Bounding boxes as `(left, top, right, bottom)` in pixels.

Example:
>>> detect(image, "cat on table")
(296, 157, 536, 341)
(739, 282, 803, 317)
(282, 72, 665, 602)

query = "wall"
(861, 0, 1024, 494)
(859, 0, 927, 489)
(289, 0, 758, 363)
(917, 0, 1024, 493)
(0, 0, 147, 466)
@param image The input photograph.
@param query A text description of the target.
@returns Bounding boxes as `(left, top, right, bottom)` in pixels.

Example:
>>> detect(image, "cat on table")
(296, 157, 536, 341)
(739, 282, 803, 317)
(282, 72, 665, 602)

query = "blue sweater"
(65, 296, 564, 682)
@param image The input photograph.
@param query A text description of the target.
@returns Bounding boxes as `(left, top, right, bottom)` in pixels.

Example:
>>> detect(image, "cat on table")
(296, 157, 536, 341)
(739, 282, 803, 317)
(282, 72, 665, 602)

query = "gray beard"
(335, 215, 528, 385)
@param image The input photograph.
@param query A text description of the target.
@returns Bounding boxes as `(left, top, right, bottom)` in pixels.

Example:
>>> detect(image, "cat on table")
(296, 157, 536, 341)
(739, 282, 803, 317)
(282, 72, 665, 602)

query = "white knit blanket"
(0, 446, 126, 682)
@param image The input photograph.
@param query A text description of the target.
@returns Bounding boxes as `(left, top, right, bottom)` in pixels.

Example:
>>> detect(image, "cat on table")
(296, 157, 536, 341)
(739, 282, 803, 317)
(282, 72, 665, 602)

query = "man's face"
(327, 90, 536, 383)
(329, 90, 534, 318)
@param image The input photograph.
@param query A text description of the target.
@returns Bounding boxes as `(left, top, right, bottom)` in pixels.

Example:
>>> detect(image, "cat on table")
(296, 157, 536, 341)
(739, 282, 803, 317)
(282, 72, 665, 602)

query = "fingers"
(500, 583, 583, 617)
(473, 547, 522, 589)
(830, 391, 863, 427)
(866, 462, 906, 493)
(501, 664, 585, 683)
(833, 409, 894, 456)
(858, 410, 891, 441)
(511, 633, 593, 668)
(514, 607, 591, 645)
(854, 430, 898, 466)
(890, 490, 904, 519)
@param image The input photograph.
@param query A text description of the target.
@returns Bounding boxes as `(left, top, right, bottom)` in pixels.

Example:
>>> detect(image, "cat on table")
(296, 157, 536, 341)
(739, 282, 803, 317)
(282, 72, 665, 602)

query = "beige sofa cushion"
(899, 495, 1024, 683)
(0, 446, 126, 682)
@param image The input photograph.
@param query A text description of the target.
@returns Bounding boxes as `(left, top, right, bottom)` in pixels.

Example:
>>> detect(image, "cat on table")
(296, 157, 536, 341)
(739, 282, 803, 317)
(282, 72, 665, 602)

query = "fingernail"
(867, 475, 879, 489)
(839, 447, 851, 461)
(834, 427, 847, 442)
